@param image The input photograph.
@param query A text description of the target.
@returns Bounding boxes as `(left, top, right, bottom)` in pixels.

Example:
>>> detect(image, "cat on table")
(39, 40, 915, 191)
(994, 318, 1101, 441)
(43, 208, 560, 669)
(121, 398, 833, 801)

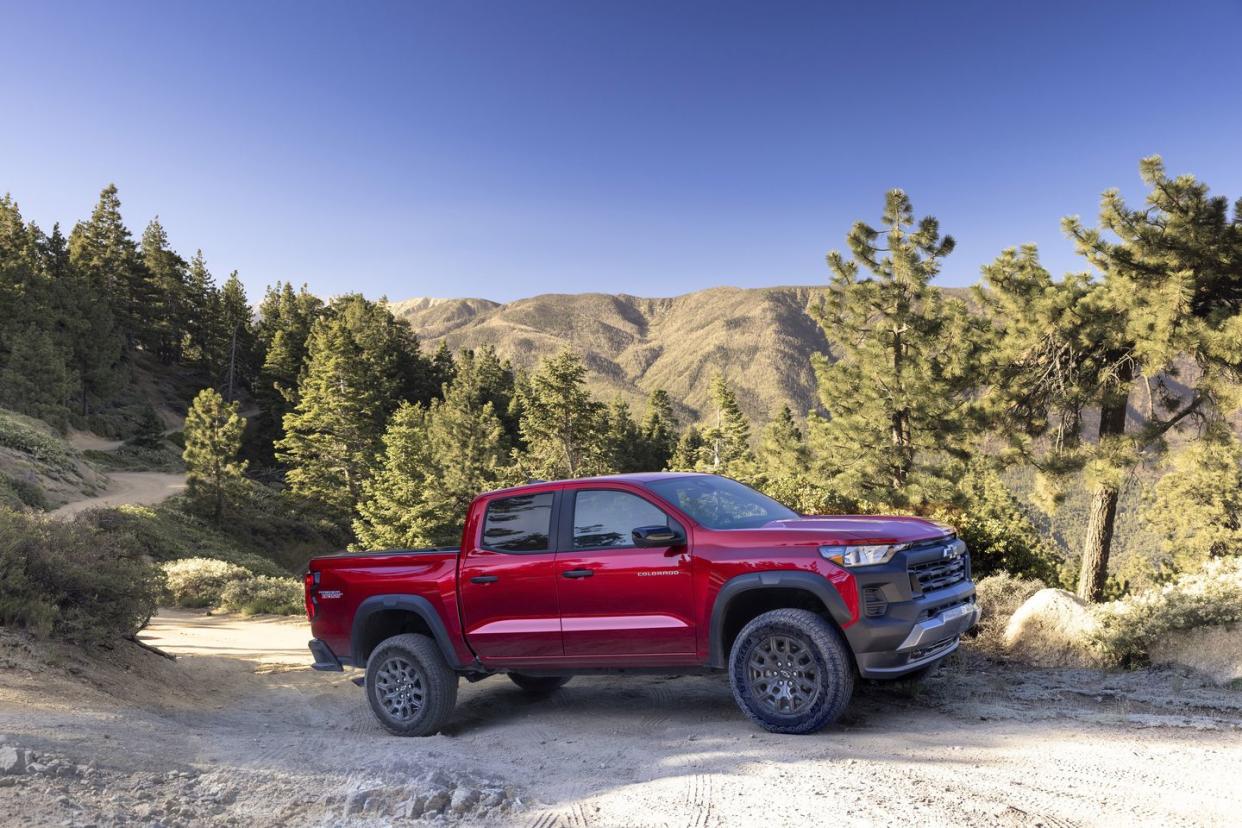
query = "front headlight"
(820, 543, 911, 567)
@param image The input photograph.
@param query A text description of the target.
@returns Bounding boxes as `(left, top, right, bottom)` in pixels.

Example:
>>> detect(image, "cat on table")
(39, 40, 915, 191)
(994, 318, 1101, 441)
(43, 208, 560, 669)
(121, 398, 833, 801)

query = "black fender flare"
(351, 594, 468, 669)
(706, 571, 854, 668)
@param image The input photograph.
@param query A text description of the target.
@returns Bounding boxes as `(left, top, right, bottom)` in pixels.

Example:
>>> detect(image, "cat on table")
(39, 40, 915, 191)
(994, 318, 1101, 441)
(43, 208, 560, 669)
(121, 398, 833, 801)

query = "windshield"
(645, 476, 798, 530)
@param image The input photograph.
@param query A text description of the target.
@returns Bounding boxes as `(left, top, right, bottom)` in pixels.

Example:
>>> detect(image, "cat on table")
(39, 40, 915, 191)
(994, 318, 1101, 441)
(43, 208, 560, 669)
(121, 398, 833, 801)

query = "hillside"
(393, 286, 837, 424)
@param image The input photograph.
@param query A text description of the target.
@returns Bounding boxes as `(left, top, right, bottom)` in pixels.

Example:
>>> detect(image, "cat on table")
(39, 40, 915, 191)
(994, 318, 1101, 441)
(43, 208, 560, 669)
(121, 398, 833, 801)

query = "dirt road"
(50, 471, 186, 518)
(0, 612, 1239, 827)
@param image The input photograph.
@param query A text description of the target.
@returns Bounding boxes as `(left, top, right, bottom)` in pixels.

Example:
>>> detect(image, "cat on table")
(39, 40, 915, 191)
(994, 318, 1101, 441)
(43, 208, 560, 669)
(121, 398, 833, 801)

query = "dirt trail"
(1, 612, 1240, 826)
(50, 471, 186, 518)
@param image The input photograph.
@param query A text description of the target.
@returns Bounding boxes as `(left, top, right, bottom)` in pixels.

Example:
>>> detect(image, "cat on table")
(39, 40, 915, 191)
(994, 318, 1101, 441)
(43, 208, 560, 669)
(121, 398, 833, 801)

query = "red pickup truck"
(305, 473, 977, 736)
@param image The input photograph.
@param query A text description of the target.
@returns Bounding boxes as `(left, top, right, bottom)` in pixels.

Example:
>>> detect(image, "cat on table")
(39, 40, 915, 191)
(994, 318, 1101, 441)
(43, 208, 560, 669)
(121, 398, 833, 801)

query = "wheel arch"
(351, 594, 467, 669)
(707, 572, 854, 669)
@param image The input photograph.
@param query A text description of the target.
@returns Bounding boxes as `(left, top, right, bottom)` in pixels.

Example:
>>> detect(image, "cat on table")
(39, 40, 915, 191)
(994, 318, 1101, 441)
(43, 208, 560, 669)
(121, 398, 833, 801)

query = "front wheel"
(728, 608, 854, 734)
(365, 633, 458, 736)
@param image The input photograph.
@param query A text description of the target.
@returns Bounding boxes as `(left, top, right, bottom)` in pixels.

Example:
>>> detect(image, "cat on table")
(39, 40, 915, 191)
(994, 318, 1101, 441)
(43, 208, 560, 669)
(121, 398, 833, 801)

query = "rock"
(0, 747, 25, 775)
(1003, 588, 1104, 668)
(423, 790, 451, 815)
(1148, 623, 1242, 686)
(344, 787, 382, 816)
(450, 786, 481, 814)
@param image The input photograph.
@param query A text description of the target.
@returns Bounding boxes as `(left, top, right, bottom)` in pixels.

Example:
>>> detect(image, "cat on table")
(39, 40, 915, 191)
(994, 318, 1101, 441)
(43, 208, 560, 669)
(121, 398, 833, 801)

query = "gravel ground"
(0, 610, 1239, 826)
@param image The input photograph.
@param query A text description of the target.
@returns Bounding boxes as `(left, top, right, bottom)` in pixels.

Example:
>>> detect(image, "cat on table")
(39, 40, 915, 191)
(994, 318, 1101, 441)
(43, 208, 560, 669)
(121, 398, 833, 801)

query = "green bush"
(0, 409, 76, 473)
(162, 558, 251, 608)
(217, 575, 304, 616)
(929, 468, 1063, 584)
(0, 508, 163, 642)
(1091, 558, 1242, 667)
(970, 572, 1046, 653)
(0, 474, 48, 511)
(81, 503, 291, 577)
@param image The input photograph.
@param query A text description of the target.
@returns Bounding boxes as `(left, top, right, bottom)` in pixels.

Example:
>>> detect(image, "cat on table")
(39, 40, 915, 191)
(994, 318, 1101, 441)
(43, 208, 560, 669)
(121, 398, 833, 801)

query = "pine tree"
(604, 398, 644, 473)
(982, 157, 1242, 600)
(669, 425, 705, 471)
(639, 389, 679, 471)
(808, 189, 983, 507)
(254, 282, 324, 450)
(0, 325, 72, 425)
(215, 271, 257, 400)
(1142, 430, 1242, 574)
(759, 405, 808, 478)
(183, 387, 247, 522)
(699, 375, 756, 477)
(355, 364, 510, 548)
(139, 217, 189, 362)
(68, 184, 150, 349)
(182, 250, 219, 371)
(517, 349, 608, 478)
(276, 295, 431, 523)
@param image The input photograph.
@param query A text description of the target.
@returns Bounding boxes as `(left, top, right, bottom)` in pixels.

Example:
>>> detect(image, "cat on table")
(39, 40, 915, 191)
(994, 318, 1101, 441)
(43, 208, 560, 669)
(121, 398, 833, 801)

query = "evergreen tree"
(276, 295, 431, 523)
(182, 250, 219, 370)
(604, 398, 645, 473)
(355, 365, 510, 548)
(215, 271, 257, 400)
(982, 157, 1242, 600)
(428, 341, 456, 395)
(183, 387, 247, 522)
(759, 405, 808, 478)
(68, 184, 150, 349)
(669, 425, 705, 472)
(139, 217, 189, 362)
(254, 282, 324, 450)
(0, 325, 72, 425)
(517, 349, 608, 478)
(808, 189, 983, 507)
(1143, 430, 1242, 574)
(638, 389, 679, 471)
(699, 375, 756, 476)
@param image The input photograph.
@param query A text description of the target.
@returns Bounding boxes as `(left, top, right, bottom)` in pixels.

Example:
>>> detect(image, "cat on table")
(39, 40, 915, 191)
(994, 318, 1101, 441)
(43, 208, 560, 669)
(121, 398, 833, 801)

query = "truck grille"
(909, 553, 968, 593)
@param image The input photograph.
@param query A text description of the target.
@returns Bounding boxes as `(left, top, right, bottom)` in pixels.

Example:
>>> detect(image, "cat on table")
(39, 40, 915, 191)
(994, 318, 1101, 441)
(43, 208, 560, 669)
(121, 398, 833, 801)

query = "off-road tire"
(728, 608, 854, 734)
(508, 673, 571, 693)
(365, 633, 458, 736)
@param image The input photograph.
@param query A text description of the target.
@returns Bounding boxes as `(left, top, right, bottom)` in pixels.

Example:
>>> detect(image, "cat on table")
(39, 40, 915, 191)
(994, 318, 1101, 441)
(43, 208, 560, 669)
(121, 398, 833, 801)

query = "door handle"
(470, 575, 499, 584)
(562, 569, 594, 579)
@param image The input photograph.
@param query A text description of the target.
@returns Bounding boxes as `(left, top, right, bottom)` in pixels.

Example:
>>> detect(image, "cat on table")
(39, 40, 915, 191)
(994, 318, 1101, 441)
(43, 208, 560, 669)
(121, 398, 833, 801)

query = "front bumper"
(842, 539, 979, 679)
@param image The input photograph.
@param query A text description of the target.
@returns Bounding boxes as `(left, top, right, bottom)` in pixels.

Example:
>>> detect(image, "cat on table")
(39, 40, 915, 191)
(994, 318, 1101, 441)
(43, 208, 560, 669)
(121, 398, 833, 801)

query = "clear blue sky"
(2, 1, 1240, 303)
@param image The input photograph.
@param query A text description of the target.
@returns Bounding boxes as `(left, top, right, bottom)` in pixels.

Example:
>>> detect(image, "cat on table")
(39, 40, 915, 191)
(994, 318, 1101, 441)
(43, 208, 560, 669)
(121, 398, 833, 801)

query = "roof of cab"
(479, 471, 707, 498)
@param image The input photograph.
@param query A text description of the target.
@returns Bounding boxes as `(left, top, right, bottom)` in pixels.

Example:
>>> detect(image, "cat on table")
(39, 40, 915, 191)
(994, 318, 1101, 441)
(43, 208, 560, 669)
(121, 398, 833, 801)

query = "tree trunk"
(1076, 363, 1132, 602)
(1076, 482, 1119, 601)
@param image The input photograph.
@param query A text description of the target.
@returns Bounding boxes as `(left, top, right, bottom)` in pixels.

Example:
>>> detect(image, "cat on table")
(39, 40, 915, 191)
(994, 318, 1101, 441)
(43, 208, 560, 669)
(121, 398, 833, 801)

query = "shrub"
(929, 468, 1063, 584)
(217, 576, 304, 616)
(0, 507, 163, 643)
(1091, 558, 1242, 667)
(162, 558, 251, 608)
(970, 572, 1046, 653)
(0, 409, 76, 473)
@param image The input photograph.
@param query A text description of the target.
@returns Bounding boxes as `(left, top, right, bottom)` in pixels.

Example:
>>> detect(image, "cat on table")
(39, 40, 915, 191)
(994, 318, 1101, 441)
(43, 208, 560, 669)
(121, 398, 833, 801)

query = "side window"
(573, 490, 670, 550)
(483, 493, 554, 552)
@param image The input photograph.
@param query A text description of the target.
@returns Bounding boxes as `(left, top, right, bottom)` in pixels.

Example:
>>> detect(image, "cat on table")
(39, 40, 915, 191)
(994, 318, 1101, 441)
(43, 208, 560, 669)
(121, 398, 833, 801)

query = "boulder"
(0, 747, 25, 775)
(1003, 588, 1104, 668)
(1148, 623, 1242, 686)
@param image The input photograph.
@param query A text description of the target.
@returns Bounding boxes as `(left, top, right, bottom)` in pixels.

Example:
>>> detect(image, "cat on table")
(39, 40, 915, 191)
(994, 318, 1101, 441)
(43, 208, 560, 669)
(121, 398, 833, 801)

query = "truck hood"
(758, 515, 952, 546)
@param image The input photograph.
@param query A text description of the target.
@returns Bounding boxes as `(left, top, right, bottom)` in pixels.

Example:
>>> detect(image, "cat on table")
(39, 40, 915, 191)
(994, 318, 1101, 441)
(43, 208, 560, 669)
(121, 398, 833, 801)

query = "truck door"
(555, 487, 695, 657)
(459, 491, 563, 662)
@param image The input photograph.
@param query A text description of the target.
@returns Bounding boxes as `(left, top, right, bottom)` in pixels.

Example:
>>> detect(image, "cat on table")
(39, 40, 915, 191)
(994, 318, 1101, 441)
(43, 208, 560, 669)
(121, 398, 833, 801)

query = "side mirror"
(632, 525, 685, 547)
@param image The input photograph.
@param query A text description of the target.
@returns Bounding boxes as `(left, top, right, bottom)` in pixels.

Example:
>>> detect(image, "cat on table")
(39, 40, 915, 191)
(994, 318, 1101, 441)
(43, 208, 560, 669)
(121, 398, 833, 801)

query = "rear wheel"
(365, 634, 458, 736)
(728, 608, 854, 734)
(508, 673, 571, 693)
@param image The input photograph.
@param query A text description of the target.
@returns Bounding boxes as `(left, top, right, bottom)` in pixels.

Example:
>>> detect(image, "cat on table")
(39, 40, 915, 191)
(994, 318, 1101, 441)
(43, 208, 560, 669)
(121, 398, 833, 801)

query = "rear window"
(482, 493, 554, 552)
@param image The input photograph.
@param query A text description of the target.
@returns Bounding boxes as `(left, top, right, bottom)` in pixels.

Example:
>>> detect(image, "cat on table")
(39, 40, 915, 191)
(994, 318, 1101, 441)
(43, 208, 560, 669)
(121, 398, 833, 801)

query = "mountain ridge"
(392, 285, 837, 424)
